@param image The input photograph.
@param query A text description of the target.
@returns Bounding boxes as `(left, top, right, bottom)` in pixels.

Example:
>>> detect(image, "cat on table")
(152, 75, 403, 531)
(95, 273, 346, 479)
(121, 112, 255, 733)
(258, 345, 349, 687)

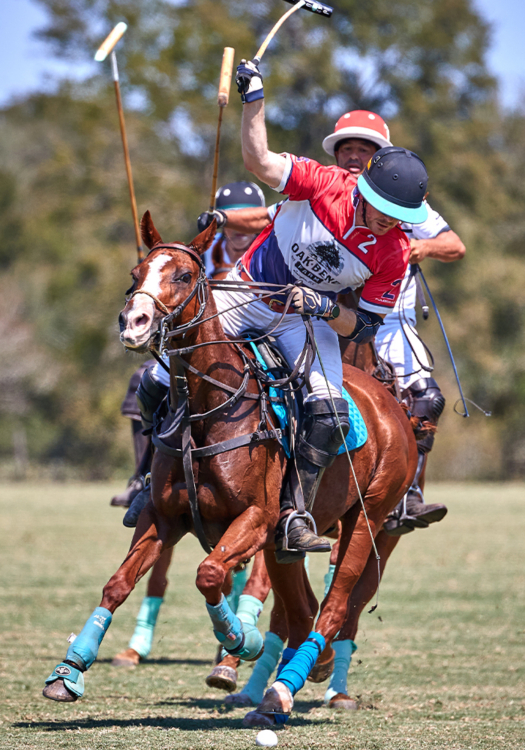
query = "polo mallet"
(209, 47, 235, 213)
(253, 0, 333, 65)
(95, 22, 144, 263)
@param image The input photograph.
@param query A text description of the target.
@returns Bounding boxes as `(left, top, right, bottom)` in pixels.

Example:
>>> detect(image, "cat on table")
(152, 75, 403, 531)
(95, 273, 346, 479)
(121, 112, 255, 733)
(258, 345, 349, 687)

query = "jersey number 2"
(357, 234, 377, 254)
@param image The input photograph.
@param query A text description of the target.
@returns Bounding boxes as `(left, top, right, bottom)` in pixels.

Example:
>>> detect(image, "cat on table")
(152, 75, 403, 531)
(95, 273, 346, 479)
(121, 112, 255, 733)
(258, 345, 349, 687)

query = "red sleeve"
(278, 154, 340, 202)
(359, 235, 410, 315)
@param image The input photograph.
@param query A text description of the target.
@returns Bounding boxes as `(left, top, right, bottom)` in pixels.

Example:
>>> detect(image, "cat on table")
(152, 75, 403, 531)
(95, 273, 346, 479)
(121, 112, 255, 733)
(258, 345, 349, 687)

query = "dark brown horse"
(43, 213, 416, 720)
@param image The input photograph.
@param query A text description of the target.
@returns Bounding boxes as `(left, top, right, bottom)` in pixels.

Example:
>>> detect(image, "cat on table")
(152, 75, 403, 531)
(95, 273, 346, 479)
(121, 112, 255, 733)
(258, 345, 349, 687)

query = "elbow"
(454, 239, 466, 261)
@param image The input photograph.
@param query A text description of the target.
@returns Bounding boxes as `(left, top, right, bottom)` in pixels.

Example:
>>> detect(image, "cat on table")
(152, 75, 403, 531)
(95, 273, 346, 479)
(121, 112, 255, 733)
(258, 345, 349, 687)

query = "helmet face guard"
(357, 147, 428, 225)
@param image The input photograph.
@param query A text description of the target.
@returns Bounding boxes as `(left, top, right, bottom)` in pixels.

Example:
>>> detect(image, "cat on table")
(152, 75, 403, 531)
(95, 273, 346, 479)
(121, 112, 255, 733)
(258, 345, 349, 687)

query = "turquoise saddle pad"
(248, 342, 367, 457)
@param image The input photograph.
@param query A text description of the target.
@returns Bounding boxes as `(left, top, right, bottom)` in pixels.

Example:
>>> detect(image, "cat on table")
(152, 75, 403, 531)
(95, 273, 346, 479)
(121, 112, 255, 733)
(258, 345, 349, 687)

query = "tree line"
(1, 0, 524, 481)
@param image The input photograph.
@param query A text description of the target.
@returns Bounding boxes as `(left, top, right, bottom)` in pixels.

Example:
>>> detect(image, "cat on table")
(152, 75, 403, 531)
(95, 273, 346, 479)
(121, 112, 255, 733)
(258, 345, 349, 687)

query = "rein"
(143, 251, 310, 554)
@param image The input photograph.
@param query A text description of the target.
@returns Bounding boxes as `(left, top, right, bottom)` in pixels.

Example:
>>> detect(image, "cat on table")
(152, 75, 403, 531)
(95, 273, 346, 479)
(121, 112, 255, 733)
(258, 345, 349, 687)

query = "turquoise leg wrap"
(65, 607, 113, 670)
(226, 567, 249, 613)
(219, 594, 264, 661)
(324, 563, 336, 597)
(239, 631, 284, 704)
(128, 596, 163, 659)
(324, 639, 358, 703)
(206, 594, 263, 660)
(275, 631, 325, 697)
(45, 662, 85, 698)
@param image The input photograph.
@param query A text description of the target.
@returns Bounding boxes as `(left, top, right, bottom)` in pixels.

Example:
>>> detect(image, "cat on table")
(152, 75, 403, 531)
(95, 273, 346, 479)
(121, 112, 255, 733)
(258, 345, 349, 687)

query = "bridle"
(126, 242, 210, 353)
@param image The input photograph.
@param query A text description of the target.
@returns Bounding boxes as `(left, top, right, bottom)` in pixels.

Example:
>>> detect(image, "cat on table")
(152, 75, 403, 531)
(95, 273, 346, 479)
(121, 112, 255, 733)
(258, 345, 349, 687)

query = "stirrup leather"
(281, 510, 318, 552)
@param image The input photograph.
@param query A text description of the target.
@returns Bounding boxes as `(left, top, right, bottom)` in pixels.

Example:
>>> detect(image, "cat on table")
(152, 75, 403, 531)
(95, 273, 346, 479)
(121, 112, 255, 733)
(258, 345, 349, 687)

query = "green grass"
(0, 482, 524, 749)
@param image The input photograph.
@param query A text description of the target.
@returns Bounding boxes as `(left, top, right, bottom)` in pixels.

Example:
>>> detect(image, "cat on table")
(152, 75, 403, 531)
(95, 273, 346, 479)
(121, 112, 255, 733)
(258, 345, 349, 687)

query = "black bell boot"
(383, 451, 448, 536)
(275, 398, 350, 564)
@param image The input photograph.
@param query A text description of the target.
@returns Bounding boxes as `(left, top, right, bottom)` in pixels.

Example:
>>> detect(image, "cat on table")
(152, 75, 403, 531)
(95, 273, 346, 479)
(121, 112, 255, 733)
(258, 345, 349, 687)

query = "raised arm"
(241, 100, 287, 189)
(409, 229, 465, 264)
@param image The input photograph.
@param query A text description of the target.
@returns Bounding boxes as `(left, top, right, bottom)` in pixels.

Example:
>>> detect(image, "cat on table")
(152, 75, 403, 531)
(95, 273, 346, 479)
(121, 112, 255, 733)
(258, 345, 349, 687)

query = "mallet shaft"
(254, 0, 305, 63)
(209, 47, 235, 212)
(111, 52, 143, 262)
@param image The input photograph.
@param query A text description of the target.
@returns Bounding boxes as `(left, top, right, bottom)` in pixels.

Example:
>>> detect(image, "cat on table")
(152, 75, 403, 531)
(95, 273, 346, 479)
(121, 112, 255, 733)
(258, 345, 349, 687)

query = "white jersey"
(388, 201, 450, 318)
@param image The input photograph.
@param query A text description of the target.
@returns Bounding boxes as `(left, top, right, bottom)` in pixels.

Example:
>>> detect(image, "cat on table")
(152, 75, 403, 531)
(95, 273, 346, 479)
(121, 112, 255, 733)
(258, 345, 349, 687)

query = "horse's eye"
(180, 273, 191, 284)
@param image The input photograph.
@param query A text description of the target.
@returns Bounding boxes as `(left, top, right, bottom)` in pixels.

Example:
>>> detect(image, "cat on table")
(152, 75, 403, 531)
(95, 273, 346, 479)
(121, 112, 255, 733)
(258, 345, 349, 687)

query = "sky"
(1, 0, 524, 109)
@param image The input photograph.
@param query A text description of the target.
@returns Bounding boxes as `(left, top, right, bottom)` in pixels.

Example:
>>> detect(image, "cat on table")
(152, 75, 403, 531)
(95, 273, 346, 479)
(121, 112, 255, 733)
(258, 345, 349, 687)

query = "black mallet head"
(283, 0, 333, 17)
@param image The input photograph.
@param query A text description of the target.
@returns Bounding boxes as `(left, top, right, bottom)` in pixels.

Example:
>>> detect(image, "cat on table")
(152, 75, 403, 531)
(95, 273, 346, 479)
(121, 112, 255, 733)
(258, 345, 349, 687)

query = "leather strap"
(239, 267, 295, 314)
(152, 427, 282, 460)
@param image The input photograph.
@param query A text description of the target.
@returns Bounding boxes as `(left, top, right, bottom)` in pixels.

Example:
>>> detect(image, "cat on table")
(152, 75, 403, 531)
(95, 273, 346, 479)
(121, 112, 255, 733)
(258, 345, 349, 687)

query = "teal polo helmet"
(357, 147, 428, 224)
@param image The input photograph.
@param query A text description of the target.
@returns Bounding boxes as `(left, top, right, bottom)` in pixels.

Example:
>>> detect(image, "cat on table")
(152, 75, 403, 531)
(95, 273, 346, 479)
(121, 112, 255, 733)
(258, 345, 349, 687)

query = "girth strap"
(152, 427, 282, 460)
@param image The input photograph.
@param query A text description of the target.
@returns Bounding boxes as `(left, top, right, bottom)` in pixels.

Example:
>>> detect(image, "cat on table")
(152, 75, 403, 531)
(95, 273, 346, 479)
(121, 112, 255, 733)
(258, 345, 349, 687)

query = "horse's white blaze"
(121, 254, 171, 349)
(142, 254, 171, 297)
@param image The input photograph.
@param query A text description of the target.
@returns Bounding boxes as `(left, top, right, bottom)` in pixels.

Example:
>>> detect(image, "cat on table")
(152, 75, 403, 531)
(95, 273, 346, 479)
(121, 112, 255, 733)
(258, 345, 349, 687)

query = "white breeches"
(213, 271, 342, 401)
(375, 309, 432, 390)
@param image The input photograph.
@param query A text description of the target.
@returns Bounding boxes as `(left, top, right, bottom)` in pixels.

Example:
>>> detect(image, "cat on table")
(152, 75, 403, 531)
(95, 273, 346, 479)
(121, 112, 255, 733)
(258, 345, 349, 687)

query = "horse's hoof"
(328, 692, 358, 711)
(205, 665, 237, 692)
(43, 679, 78, 702)
(111, 648, 141, 667)
(307, 646, 335, 683)
(242, 710, 277, 728)
(254, 683, 293, 715)
(224, 692, 254, 707)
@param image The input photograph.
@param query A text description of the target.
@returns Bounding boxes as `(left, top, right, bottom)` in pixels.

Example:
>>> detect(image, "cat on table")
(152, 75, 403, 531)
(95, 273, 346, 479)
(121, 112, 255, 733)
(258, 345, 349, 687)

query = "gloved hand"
(236, 59, 264, 104)
(197, 208, 227, 233)
(290, 286, 340, 319)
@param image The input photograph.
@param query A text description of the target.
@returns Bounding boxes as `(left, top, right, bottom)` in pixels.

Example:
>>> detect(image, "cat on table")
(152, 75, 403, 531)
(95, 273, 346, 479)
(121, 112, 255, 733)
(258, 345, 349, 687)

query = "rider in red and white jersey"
(209, 60, 428, 561)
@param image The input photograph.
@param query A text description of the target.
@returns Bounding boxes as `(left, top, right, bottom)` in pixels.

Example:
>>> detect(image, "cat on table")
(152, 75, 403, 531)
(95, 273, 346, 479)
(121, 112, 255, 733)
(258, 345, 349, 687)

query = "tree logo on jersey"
(291, 240, 343, 286)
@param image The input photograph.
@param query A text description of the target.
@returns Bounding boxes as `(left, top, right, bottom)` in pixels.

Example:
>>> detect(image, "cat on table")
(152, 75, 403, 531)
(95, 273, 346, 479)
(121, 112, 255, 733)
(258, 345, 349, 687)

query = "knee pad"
(404, 378, 445, 453)
(136, 367, 169, 430)
(298, 398, 350, 468)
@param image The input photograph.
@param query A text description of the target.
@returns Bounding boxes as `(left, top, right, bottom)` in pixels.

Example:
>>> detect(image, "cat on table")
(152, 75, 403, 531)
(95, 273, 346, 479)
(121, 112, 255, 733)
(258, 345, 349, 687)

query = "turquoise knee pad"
(206, 594, 263, 660)
(128, 596, 163, 659)
(275, 631, 325, 697)
(65, 607, 113, 670)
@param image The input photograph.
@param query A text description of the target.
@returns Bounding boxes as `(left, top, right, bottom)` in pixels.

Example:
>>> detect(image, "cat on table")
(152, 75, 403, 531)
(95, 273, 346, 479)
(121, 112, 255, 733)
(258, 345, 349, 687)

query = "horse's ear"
(189, 219, 218, 256)
(141, 210, 163, 249)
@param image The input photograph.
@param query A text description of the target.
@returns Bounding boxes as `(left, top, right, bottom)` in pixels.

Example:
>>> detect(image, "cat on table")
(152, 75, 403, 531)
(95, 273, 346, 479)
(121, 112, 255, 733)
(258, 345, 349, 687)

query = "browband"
(150, 242, 205, 268)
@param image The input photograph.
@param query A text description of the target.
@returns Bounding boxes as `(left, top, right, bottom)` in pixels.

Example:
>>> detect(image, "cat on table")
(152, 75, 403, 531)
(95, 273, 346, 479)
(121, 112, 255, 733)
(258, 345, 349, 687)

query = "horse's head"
(119, 211, 216, 352)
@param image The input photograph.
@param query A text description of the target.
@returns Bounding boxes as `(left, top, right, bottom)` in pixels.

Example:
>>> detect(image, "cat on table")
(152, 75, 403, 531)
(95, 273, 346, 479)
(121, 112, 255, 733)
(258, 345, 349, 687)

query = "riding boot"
(111, 422, 150, 508)
(275, 398, 350, 564)
(384, 378, 447, 536)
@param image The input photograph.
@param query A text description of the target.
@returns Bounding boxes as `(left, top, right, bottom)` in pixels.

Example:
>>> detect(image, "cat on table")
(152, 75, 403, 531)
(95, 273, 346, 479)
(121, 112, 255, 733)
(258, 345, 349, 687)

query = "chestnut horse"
(43, 213, 416, 722)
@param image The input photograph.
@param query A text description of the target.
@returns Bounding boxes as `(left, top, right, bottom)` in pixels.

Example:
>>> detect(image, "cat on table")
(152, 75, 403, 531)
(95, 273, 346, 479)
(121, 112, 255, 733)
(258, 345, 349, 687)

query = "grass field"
(1, 482, 524, 750)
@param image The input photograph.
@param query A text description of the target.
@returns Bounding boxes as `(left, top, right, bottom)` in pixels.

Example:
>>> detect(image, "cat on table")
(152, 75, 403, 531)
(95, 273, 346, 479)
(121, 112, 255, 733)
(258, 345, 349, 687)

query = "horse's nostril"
(135, 313, 149, 328)
(118, 312, 126, 332)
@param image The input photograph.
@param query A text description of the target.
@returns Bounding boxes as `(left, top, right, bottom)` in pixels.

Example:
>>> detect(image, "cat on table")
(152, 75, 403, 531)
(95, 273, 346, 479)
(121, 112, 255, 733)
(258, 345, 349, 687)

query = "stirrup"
(281, 510, 318, 552)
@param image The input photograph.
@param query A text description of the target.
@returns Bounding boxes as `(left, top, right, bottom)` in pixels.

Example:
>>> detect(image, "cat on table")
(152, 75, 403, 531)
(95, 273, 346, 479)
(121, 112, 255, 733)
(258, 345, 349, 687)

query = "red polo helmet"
(322, 110, 392, 156)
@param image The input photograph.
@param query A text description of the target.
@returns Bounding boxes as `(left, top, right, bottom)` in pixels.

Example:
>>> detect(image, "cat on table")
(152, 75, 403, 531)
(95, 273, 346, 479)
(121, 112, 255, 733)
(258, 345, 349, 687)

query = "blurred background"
(1, 0, 524, 483)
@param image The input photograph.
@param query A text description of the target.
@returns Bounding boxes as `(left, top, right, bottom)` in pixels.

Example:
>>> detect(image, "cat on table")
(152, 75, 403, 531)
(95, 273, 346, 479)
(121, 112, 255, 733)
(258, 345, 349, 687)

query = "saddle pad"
(248, 342, 367, 456)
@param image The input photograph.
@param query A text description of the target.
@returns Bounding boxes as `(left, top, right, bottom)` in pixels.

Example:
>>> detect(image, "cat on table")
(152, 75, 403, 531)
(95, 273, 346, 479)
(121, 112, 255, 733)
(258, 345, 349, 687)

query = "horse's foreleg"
(196, 507, 270, 662)
(43, 507, 182, 702)
(324, 530, 400, 707)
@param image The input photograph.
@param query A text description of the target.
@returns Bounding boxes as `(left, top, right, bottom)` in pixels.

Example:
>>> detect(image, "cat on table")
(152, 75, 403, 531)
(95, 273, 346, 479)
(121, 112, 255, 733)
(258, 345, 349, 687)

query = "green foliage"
(1, 0, 523, 477)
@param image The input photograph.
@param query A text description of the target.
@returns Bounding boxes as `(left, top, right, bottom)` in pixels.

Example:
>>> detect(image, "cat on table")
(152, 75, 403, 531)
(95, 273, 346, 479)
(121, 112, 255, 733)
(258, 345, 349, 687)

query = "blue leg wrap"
(324, 639, 358, 703)
(65, 607, 113, 670)
(128, 596, 163, 659)
(226, 567, 249, 613)
(276, 646, 297, 679)
(275, 631, 325, 697)
(207, 594, 263, 661)
(45, 662, 85, 698)
(240, 631, 284, 704)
